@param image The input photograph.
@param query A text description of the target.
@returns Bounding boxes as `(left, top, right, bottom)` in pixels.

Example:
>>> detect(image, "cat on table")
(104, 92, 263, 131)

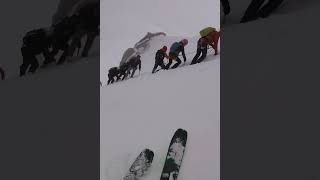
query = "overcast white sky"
(100, 0, 220, 72)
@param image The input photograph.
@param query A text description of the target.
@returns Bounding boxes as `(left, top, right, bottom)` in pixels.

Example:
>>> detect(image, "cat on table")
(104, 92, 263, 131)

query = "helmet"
(162, 46, 167, 51)
(181, 39, 188, 46)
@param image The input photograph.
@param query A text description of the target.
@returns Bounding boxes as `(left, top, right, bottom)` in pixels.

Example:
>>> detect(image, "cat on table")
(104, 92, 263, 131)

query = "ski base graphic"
(124, 149, 154, 180)
(160, 128, 188, 180)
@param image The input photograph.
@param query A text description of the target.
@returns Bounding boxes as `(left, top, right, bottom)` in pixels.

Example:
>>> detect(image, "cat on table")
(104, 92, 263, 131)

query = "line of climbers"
(107, 27, 220, 85)
(19, 2, 99, 77)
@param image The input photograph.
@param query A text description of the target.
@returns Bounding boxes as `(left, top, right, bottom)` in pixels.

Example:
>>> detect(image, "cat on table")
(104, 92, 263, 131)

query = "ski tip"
(143, 149, 154, 161)
(144, 148, 154, 155)
(174, 129, 188, 140)
(176, 128, 187, 134)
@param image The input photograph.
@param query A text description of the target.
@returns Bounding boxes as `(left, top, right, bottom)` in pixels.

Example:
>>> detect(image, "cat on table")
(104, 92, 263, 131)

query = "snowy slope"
(100, 32, 220, 180)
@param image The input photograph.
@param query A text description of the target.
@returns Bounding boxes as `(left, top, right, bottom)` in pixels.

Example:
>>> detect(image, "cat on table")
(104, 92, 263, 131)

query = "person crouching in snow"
(166, 39, 188, 69)
(191, 30, 220, 65)
(191, 37, 210, 65)
(20, 28, 55, 76)
(152, 46, 169, 73)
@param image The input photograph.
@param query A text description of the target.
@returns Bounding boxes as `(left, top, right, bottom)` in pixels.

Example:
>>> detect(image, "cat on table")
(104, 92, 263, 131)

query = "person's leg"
(258, 0, 284, 18)
(197, 48, 208, 63)
(20, 58, 30, 76)
(50, 47, 60, 59)
(29, 56, 39, 73)
(81, 31, 97, 57)
(42, 49, 56, 67)
(221, 0, 231, 15)
(165, 59, 173, 69)
(57, 44, 70, 65)
(122, 70, 128, 80)
(131, 67, 137, 78)
(152, 63, 159, 74)
(69, 29, 87, 58)
(171, 57, 182, 69)
(241, 0, 266, 23)
(20, 47, 31, 76)
(159, 61, 167, 70)
(107, 75, 112, 85)
(0, 66, 4, 80)
(191, 48, 202, 65)
(116, 73, 121, 81)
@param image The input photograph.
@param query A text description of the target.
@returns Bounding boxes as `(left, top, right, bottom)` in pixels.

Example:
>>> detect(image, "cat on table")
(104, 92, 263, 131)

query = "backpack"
(23, 29, 47, 47)
(109, 67, 118, 74)
(170, 42, 181, 53)
(200, 27, 216, 37)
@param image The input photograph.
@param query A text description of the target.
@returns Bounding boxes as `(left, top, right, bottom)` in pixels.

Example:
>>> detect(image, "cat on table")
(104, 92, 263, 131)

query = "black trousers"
(107, 74, 116, 85)
(48, 43, 69, 66)
(20, 47, 39, 76)
(191, 47, 207, 65)
(241, 0, 284, 23)
(166, 57, 182, 69)
(221, 0, 231, 15)
(152, 58, 166, 73)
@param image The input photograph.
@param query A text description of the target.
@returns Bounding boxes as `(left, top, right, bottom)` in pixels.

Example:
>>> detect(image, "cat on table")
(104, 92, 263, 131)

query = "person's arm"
(221, 0, 231, 15)
(209, 42, 215, 49)
(164, 52, 170, 59)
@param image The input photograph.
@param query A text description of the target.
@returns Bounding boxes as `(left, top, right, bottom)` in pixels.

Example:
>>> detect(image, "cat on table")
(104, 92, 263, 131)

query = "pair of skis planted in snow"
(124, 128, 188, 180)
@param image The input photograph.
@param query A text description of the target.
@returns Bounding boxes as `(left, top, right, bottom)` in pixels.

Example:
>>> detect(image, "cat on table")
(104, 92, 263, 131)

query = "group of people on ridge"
(107, 27, 220, 85)
(20, 0, 99, 77)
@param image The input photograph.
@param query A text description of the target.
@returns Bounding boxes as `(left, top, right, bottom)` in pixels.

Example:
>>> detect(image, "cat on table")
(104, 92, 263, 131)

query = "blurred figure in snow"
(20, 28, 55, 76)
(52, 0, 98, 26)
(52, 0, 99, 64)
(241, 0, 284, 23)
